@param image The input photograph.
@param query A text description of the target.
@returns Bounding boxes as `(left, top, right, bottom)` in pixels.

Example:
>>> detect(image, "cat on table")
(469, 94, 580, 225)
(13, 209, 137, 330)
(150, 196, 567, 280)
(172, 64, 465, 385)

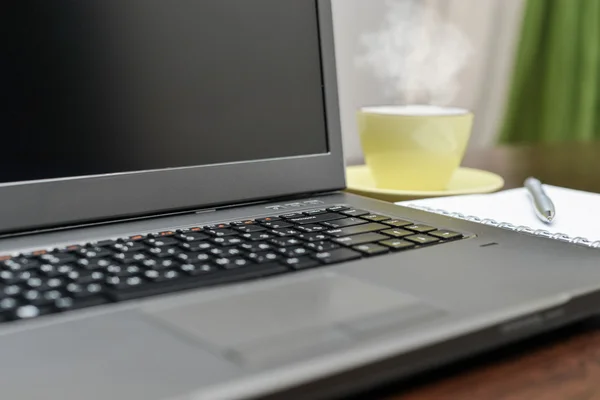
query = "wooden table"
(368, 142, 600, 400)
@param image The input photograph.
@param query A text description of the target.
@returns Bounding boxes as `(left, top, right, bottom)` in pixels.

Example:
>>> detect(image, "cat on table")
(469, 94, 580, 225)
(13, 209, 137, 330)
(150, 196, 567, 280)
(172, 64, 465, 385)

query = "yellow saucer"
(346, 165, 505, 203)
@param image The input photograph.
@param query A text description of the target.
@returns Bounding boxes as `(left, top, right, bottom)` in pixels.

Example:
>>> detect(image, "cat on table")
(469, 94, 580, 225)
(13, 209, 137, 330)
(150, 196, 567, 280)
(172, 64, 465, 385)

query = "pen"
(524, 177, 556, 224)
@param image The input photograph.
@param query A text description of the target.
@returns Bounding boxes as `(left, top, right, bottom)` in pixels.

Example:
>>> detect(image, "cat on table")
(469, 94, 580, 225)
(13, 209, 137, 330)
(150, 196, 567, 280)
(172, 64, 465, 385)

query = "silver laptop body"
(2, 2, 600, 399)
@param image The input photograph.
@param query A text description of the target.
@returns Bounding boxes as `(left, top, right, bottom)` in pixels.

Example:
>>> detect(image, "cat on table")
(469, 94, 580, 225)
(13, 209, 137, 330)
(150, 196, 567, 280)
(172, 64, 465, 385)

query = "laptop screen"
(2, 0, 328, 185)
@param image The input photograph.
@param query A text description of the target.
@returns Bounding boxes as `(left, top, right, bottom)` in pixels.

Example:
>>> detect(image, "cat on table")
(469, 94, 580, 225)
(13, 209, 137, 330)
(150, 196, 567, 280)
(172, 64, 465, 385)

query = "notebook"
(397, 185, 600, 248)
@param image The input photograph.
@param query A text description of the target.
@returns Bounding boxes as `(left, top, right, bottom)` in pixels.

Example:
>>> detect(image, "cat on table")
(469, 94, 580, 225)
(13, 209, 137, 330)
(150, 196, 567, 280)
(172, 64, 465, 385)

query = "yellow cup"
(357, 105, 474, 191)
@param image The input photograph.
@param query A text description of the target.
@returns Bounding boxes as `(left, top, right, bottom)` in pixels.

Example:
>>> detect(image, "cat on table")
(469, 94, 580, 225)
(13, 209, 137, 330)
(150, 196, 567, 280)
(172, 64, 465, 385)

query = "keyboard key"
(230, 220, 256, 227)
(204, 224, 230, 230)
(240, 242, 272, 252)
(383, 219, 412, 228)
(141, 258, 179, 270)
(242, 232, 273, 241)
(77, 258, 114, 270)
(54, 297, 76, 312)
(106, 275, 146, 291)
(73, 270, 105, 285)
(234, 225, 266, 234)
(112, 241, 146, 253)
(56, 264, 76, 275)
(0, 298, 18, 314)
(429, 230, 463, 240)
(160, 259, 182, 269)
(303, 209, 328, 216)
(2, 285, 22, 297)
(78, 247, 113, 259)
(14, 304, 46, 320)
(326, 223, 388, 238)
(362, 214, 391, 222)
(21, 289, 50, 307)
(219, 257, 252, 270)
(280, 213, 304, 219)
(28, 257, 57, 268)
(175, 252, 211, 263)
(322, 217, 367, 229)
(405, 234, 440, 245)
(146, 246, 179, 258)
(2, 258, 41, 272)
(312, 249, 362, 264)
(0, 270, 19, 285)
(353, 244, 390, 256)
(255, 216, 281, 223)
(381, 228, 413, 238)
(269, 237, 303, 247)
(43, 290, 63, 302)
(283, 257, 320, 270)
(106, 265, 141, 278)
(65, 282, 107, 307)
(179, 263, 218, 276)
(296, 232, 329, 242)
(261, 221, 293, 229)
(405, 224, 437, 233)
(182, 227, 203, 232)
(208, 247, 227, 257)
(40, 252, 77, 264)
(179, 241, 214, 252)
(113, 252, 144, 264)
(295, 224, 326, 233)
(327, 205, 350, 212)
(153, 270, 182, 283)
(206, 228, 238, 237)
(128, 235, 146, 241)
(277, 247, 312, 258)
(116, 252, 147, 264)
(222, 248, 243, 257)
(145, 237, 179, 247)
(288, 213, 345, 225)
(211, 237, 244, 247)
(270, 228, 300, 237)
(340, 209, 369, 217)
(143, 269, 160, 282)
(379, 239, 416, 251)
(104, 265, 126, 276)
(305, 241, 340, 252)
(246, 252, 281, 264)
(31, 277, 66, 291)
(176, 232, 210, 242)
(333, 233, 389, 247)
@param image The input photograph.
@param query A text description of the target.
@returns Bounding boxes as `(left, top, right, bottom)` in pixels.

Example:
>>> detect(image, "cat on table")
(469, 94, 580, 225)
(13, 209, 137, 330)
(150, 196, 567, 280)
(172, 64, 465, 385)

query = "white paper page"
(397, 186, 600, 242)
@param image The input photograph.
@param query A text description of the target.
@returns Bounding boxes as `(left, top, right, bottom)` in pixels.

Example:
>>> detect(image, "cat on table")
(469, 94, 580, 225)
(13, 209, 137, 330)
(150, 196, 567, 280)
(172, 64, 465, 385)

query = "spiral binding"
(408, 204, 600, 249)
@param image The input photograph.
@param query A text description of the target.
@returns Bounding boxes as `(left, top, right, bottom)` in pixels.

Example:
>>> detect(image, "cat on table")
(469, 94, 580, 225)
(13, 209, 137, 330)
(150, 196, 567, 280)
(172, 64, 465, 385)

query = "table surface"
(375, 142, 600, 400)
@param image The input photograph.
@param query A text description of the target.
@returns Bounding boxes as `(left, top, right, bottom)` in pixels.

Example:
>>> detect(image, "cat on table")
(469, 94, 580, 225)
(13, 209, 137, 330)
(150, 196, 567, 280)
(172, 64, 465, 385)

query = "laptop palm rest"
(145, 274, 444, 367)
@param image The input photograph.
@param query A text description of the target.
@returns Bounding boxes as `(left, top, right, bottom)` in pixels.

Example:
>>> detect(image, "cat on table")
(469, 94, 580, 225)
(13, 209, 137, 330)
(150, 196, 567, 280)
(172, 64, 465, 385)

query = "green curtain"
(500, 0, 600, 144)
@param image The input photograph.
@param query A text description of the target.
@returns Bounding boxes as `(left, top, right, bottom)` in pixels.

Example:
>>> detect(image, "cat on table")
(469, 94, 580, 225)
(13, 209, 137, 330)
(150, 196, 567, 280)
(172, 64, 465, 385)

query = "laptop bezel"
(0, 0, 345, 235)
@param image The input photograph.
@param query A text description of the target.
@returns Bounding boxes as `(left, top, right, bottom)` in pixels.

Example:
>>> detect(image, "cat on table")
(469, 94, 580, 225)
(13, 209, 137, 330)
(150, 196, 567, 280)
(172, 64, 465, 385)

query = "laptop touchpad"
(145, 273, 442, 365)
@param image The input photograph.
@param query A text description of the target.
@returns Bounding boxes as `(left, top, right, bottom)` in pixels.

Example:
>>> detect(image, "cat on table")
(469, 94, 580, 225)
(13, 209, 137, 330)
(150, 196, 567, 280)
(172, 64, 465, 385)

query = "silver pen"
(524, 177, 556, 223)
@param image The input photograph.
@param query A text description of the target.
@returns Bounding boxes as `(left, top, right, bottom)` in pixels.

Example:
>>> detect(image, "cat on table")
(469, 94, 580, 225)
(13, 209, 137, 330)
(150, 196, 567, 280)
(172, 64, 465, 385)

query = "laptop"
(3, 1, 600, 399)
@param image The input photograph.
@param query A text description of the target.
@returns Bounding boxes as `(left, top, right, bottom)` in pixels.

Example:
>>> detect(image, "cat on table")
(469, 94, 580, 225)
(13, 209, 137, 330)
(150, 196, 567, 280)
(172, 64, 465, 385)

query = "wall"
(332, 0, 525, 165)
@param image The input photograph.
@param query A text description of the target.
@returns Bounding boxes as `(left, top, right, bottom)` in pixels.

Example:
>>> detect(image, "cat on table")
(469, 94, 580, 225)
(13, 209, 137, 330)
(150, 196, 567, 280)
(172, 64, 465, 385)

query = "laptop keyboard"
(0, 206, 466, 324)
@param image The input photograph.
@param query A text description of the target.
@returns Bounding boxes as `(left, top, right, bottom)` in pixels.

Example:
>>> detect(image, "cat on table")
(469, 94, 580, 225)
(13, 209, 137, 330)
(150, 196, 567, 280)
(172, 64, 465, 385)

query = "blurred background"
(333, 0, 600, 164)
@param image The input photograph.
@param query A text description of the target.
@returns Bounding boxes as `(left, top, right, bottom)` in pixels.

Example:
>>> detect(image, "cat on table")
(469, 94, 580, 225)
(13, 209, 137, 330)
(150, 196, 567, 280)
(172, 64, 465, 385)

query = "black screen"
(1, 0, 328, 184)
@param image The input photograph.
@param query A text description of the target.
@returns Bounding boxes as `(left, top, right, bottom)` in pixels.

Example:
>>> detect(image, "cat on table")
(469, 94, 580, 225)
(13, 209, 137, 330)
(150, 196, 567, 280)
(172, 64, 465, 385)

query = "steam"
(356, 0, 473, 106)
